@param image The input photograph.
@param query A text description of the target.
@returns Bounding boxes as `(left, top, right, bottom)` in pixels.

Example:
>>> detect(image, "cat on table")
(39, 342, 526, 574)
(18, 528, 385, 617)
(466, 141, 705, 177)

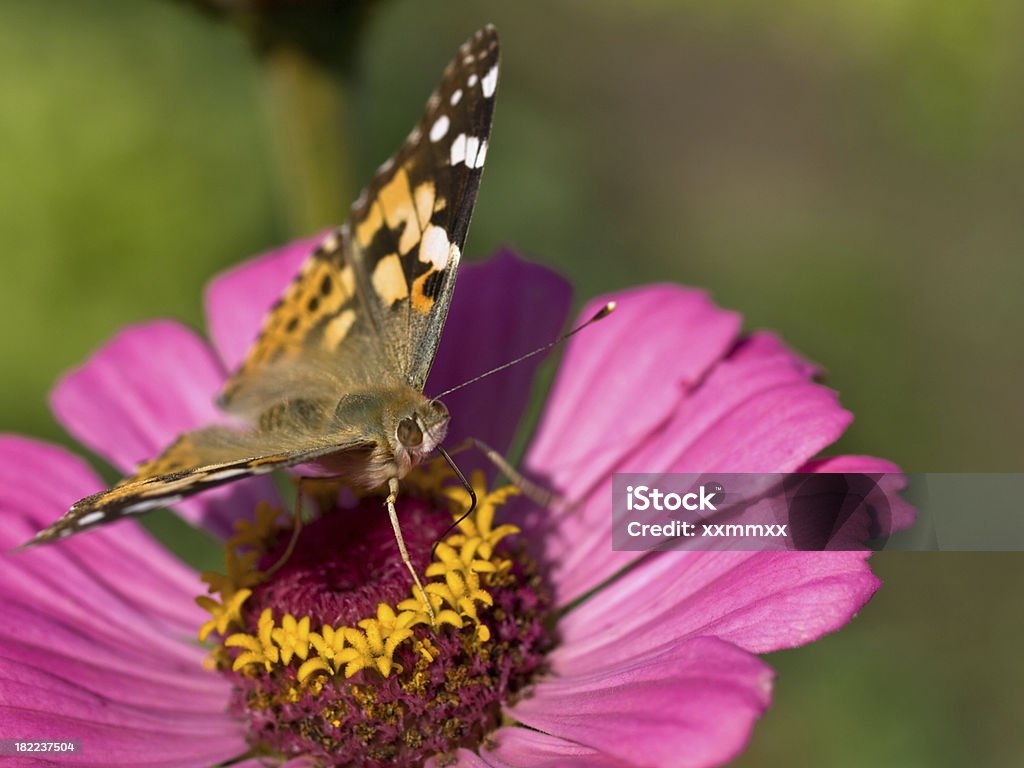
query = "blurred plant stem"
(181, 0, 377, 235)
(261, 42, 356, 235)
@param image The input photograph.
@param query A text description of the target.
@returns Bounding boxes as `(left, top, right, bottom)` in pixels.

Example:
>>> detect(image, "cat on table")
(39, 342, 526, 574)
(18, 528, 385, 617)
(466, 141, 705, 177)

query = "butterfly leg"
(264, 476, 311, 577)
(447, 438, 561, 509)
(386, 477, 436, 624)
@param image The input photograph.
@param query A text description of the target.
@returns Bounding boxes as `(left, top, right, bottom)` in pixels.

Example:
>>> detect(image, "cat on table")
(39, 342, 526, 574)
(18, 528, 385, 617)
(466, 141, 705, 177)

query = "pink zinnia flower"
(0, 241, 906, 767)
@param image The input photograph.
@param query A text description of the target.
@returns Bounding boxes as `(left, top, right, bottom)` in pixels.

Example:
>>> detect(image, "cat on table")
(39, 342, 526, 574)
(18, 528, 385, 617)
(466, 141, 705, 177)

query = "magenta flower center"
(203, 473, 553, 767)
(250, 500, 444, 630)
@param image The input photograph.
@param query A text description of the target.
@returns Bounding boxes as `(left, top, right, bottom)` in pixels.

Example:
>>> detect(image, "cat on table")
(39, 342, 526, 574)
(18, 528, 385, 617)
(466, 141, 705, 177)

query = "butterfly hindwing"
(218, 231, 387, 413)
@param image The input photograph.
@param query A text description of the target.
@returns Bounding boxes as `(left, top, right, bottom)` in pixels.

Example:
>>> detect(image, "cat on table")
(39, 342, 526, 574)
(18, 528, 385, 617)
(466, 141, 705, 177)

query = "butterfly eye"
(397, 417, 423, 448)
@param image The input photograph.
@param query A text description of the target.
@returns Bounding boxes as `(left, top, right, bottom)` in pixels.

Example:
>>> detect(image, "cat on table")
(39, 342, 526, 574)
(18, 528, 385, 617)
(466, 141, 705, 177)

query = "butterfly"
(25, 26, 501, 602)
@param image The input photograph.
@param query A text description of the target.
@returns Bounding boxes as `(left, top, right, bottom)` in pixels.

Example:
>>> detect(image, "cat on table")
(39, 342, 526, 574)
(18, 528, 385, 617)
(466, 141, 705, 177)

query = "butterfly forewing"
(347, 25, 499, 390)
(220, 26, 499, 408)
(25, 427, 375, 544)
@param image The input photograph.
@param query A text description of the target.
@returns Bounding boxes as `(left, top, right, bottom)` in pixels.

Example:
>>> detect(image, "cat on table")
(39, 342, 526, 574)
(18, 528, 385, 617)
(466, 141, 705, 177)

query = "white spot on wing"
(482, 65, 498, 98)
(465, 136, 480, 166)
(450, 89, 462, 106)
(124, 495, 184, 515)
(419, 225, 451, 270)
(378, 156, 394, 174)
(408, 126, 422, 144)
(470, 139, 488, 169)
(430, 115, 450, 142)
(450, 133, 467, 166)
(205, 468, 250, 482)
(468, 74, 478, 88)
(78, 511, 106, 526)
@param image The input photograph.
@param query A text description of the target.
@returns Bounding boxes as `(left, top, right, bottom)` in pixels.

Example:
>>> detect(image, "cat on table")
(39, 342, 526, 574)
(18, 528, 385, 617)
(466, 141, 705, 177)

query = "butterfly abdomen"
(258, 398, 330, 432)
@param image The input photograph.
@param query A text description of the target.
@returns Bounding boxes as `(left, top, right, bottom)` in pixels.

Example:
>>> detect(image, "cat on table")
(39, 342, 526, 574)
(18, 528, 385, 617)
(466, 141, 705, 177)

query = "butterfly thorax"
(300, 385, 449, 488)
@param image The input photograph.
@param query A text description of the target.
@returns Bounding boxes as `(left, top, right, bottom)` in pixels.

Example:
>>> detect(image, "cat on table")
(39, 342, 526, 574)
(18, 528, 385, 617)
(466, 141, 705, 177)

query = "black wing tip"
(14, 522, 68, 552)
(463, 25, 499, 58)
(11, 538, 36, 553)
(14, 495, 118, 552)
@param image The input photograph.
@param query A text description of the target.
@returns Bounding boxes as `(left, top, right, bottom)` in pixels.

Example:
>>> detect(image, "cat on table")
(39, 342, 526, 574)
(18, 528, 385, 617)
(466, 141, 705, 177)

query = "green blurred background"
(1, 1, 1021, 765)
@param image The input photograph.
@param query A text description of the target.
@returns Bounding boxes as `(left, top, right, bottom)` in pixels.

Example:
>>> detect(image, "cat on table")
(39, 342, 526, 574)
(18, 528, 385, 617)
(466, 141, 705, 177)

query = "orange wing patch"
(220, 237, 358, 404)
(371, 254, 409, 306)
(356, 168, 447, 252)
(128, 434, 205, 482)
(354, 164, 449, 271)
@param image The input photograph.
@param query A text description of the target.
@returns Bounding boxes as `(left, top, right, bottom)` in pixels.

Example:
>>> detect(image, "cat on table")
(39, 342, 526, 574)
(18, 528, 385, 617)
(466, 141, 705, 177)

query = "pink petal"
(203, 232, 326, 372)
(797, 455, 916, 533)
(479, 728, 631, 767)
(508, 636, 772, 768)
(1, 438, 207, 637)
(553, 550, 879, 676)
(532, 330, 856, 607)
(0, 438, 243, 766)
(49, 321, 278, 537)
(425, 251, 571, 460)
(0, 661, 244, 767)
(651, 332, 851, 473)
(797, 456, 903, 474)
(0, 605, 228, 709)
(525, 286, 741, 499)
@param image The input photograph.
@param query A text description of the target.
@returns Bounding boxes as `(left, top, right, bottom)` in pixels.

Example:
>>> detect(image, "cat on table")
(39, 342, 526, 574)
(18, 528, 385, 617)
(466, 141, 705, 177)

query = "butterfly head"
(396, 398, 450, 466)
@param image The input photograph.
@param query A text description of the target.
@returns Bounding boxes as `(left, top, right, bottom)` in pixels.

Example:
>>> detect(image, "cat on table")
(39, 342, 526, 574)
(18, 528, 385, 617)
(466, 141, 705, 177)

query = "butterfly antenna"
(432, 445, 477, 560)
(433, 301, 616, 399)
